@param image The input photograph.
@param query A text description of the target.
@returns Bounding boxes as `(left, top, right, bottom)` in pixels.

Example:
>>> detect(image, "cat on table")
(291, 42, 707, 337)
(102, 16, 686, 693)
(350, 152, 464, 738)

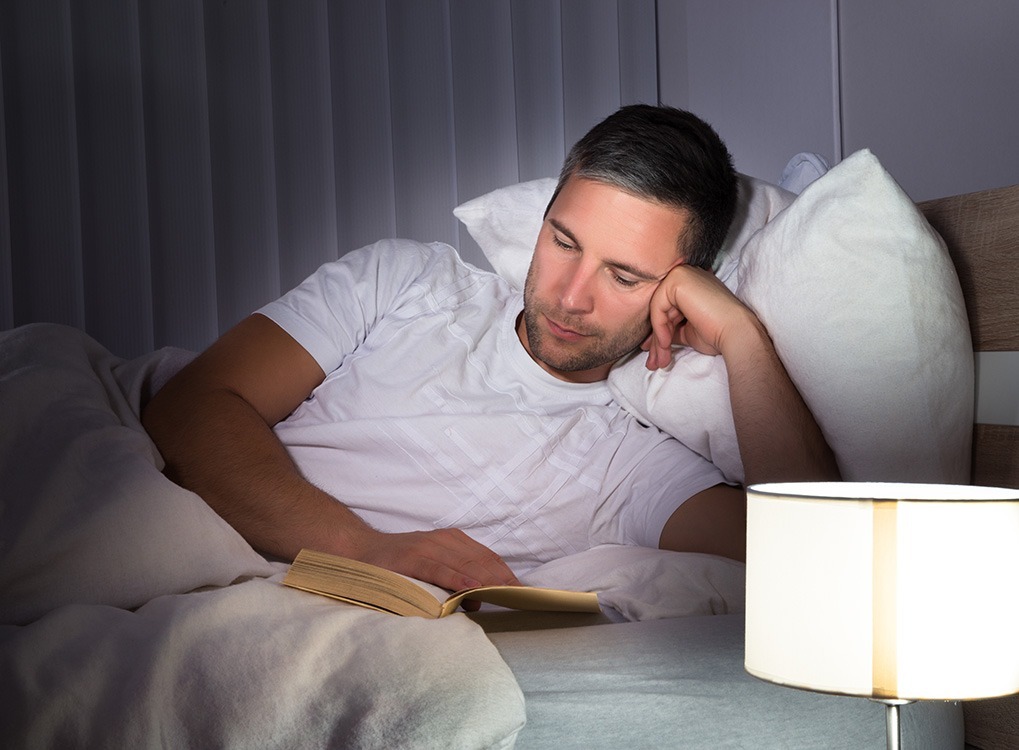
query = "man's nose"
(559, 263, 595, 314)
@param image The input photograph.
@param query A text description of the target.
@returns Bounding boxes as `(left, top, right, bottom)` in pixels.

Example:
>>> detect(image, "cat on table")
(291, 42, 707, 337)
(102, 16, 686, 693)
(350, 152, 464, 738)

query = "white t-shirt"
(259, 239, 725, 574)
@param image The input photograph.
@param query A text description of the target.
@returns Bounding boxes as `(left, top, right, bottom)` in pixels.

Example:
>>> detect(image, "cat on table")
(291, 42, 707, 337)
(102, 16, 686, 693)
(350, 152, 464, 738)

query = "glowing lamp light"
(745, 482, 1019, 749)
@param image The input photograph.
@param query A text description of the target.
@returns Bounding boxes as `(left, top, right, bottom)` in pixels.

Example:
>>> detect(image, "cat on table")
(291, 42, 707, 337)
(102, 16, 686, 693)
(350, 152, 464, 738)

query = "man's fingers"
(645, 313, 678, 370)
(367, 528, 520, 593)
(430, 529, 521, 588)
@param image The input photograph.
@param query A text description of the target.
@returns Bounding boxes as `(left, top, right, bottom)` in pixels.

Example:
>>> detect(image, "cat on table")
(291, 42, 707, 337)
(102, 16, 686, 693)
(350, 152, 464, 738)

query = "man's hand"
(350, 527, 519, 612)
(355, 527, 520, 601)
(642, 264, 759, 370)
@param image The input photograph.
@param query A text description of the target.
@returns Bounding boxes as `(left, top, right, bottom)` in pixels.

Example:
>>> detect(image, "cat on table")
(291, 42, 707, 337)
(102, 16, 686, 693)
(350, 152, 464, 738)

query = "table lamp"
(744, 481, 1019, 750)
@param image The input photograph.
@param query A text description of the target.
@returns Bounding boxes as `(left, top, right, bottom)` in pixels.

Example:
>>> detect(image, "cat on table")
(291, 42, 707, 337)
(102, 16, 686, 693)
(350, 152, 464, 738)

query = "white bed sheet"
(490, 614, 963, 750)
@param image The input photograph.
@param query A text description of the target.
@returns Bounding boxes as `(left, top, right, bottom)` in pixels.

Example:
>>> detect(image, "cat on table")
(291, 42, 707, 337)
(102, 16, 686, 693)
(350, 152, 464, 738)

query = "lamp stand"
(872, 699, 914, 750)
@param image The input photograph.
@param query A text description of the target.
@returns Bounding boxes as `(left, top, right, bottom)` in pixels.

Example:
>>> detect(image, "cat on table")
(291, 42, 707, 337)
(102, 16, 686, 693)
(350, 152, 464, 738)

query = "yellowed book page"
(283, 549, 442, 618)
(280, 584, 395, 615)
(439, 586, 601, 618)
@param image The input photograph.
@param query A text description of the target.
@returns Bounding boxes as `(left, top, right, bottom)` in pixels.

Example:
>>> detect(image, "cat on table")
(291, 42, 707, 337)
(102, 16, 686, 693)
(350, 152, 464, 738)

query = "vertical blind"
(0, 0, 658, 358)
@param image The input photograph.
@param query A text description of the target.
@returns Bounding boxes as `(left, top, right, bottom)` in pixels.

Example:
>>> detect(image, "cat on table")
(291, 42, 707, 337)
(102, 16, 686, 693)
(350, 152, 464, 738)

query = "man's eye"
(551, 234, 575, 251)
(612, 272, 640, 288)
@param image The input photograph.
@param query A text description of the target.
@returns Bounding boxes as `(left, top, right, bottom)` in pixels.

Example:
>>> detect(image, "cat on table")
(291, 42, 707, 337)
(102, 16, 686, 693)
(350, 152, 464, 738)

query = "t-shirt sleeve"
(257, 240, 452, 375)
(597, 436, 732, 551)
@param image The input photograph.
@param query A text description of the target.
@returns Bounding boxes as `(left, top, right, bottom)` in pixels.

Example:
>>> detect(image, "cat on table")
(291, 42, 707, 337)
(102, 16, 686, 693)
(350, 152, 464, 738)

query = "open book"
(282, 548, 601, 619)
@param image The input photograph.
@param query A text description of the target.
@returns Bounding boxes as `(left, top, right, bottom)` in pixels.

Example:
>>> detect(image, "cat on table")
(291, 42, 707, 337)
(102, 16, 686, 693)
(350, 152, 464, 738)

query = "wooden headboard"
(918, 184, 1019, 490)
(919, 184, 1019, 750)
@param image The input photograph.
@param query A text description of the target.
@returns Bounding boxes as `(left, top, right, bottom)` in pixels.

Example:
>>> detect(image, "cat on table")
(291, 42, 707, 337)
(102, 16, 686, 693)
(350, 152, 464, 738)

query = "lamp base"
(871, 699, 914, 750)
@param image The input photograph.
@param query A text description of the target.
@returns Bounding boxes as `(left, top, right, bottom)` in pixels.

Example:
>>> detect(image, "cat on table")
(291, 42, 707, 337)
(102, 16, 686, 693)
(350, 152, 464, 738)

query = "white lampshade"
(745, 482, 1019, 701)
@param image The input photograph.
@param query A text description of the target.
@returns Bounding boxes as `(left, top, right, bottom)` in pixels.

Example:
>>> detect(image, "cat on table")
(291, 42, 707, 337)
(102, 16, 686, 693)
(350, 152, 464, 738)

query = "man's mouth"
(545, 315, 588, 341)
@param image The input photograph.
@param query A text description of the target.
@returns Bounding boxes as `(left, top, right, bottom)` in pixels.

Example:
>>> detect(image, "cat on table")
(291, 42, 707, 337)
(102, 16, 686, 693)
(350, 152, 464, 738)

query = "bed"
(2, 151, 1016, 748)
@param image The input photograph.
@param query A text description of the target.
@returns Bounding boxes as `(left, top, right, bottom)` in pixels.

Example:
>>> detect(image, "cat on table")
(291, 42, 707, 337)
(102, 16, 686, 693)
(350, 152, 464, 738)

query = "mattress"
(489, 614, 963, 749)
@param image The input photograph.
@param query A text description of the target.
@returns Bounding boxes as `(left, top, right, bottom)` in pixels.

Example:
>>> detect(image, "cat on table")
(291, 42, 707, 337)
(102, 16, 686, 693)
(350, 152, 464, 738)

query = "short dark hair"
(547, 105, 737, 270)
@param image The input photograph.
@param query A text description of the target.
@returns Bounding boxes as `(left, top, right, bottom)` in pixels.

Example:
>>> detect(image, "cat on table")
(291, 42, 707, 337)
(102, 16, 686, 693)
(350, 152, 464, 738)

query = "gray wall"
(838, 0, 1019, 201)
(659, 0, 1019, 201)
(658, 0, 840, 186)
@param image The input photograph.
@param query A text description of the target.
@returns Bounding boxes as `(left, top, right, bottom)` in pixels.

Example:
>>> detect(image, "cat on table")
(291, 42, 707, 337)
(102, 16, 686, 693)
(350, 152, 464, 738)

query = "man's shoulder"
(351, 237, 457, 267)
(356, 239, 497, 284)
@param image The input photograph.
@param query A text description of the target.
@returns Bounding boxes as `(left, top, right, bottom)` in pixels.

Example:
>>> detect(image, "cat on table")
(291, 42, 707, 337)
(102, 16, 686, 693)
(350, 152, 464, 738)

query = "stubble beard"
(521, 268, 652, 376)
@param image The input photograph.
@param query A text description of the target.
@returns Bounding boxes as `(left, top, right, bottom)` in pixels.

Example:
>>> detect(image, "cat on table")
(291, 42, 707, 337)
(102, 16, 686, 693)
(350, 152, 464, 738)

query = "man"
(143, 105, 838, 595)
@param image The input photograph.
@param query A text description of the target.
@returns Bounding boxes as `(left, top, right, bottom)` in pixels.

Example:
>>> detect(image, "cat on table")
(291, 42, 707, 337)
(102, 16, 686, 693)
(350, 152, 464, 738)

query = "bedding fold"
(0, 573, 525, 749)
(0, 322, 273, 625)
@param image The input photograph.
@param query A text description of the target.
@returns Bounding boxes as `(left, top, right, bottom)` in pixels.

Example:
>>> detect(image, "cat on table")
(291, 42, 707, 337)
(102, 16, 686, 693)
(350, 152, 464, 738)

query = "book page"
(284, 550, 443, 617)
(439, 586, 600, 618)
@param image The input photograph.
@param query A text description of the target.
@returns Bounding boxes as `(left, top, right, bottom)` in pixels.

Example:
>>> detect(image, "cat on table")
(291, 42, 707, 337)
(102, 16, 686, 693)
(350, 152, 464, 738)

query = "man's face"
(518, 176, 691, 383)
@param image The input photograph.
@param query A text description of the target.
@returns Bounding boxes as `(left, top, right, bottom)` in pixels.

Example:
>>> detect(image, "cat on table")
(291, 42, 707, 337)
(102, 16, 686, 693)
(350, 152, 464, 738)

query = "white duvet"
(0, 323, 746, 749)
(0, 324, 525, 749)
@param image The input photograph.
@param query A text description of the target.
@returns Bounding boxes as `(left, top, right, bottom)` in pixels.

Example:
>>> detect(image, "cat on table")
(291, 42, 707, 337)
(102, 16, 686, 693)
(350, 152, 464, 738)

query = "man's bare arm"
(650, 265, 841, 561)
(659, 484, 747, 561)
(142, 313, 519, 591)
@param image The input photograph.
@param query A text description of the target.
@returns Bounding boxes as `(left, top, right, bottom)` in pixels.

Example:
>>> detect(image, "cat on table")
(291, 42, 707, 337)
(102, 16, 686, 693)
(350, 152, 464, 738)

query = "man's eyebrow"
(548, 218, 582, 249)
(608, 259, 667, 283)
(547, 217, 667, 283)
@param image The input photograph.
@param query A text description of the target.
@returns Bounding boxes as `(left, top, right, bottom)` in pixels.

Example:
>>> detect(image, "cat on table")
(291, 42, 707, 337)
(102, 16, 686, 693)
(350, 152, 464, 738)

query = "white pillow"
(608, 149, 974, 484)
(454, 177, 556, 289)
(454, 150, 974, 486)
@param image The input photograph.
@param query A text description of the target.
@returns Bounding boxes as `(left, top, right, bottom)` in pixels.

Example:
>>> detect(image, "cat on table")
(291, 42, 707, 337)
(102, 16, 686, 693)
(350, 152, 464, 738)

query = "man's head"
(547, 104, 737, 270)
(519, 105, 737, 383)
